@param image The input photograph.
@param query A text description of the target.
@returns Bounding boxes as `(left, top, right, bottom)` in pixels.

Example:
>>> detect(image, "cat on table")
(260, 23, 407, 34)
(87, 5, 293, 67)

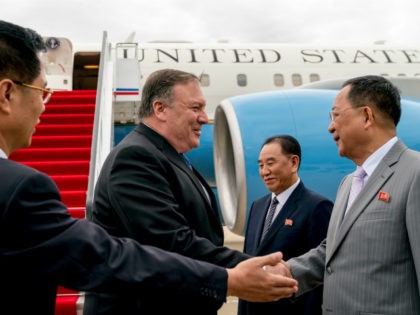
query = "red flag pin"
(285, 218, 293, 226)
(378, 191, 390, 203)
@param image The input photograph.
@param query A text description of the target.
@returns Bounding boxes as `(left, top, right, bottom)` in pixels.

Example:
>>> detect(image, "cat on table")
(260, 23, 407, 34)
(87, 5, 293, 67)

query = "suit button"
(326, 266, 332, 274)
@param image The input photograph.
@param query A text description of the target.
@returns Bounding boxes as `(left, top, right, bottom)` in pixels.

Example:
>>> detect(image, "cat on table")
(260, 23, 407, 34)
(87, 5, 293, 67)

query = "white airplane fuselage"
(46, 39, 420, 118)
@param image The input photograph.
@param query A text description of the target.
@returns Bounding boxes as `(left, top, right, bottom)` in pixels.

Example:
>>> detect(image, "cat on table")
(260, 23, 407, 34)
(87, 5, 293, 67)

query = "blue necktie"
(181, 153, 210, 202)
(181, 154, 193, 170)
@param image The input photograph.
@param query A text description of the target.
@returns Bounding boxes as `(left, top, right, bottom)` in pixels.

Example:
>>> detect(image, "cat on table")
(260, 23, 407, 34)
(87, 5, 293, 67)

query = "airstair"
(9, 89, 96, 315)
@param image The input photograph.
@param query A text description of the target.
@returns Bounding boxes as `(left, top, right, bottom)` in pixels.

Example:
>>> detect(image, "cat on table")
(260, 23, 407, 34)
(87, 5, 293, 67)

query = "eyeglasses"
(12, 80, 54, 104)
(329, 107, 358, 122)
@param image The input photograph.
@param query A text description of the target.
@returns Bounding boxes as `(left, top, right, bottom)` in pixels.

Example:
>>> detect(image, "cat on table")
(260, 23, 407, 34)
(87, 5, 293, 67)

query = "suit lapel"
(258, 183, 303, 250)
(137, 123, 216, 211)
(250, 196, 271, 252)
(327, 140, 404, 263)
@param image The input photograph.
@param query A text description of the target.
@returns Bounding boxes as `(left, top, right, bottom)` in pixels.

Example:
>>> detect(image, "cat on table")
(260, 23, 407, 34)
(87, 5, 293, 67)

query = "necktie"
(345, 167, 366, 215)
(181, 153, 210, 202)
(260, 197, 279, 242)
(181, 154, 193, 170)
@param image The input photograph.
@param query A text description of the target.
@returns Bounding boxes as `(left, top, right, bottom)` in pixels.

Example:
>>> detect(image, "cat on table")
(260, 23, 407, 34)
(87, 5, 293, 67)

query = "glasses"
(12, 80, 54, 104)
(329, 107, 358, 122)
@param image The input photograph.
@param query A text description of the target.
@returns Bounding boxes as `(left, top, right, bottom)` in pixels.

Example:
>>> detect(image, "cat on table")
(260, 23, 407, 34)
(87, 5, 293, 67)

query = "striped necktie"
(260, 197, 279, 242)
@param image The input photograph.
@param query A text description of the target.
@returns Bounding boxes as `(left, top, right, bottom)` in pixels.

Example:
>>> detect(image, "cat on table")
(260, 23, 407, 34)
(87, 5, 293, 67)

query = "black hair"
(343, 75, 401, 126)
(262, 135, 301, 168)
(0, 20, 45, 83)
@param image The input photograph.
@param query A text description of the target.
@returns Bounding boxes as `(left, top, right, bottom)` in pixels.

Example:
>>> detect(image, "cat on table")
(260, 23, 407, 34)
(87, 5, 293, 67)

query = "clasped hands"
(226, 252, 297, 302)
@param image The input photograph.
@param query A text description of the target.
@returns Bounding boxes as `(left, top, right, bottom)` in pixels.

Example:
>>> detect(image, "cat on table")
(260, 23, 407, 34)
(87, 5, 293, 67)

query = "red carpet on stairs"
(9, 89, 97, 315)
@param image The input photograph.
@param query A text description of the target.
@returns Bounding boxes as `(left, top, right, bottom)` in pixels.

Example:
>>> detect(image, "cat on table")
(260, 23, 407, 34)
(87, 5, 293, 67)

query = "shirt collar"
(272, 178, 300, 206)
(362, 136, 398, 177)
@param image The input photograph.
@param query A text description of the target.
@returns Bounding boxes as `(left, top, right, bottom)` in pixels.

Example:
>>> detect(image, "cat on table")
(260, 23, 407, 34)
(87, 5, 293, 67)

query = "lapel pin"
(285, 218, 293, 226)
(378, 191, 390, 203)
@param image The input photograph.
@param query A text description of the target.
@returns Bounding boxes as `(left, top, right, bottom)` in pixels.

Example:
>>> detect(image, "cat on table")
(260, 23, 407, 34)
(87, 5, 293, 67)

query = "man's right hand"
(226, 252, 297, 302)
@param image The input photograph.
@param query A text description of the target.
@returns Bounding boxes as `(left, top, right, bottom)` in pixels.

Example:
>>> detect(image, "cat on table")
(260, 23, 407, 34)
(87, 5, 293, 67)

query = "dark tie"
(260, 197, 279, 242)
(345, 166, 367, 216)
(181, 154, 193, 170)
(181, 153, 210, 202)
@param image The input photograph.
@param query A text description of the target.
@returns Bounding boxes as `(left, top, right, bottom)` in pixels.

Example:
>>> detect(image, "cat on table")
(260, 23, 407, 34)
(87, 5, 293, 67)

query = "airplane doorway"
(73, 52, 100, 90)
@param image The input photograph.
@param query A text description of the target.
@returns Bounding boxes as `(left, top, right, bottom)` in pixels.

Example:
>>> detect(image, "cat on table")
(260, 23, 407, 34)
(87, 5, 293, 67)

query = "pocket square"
(378, 191, 390, 202)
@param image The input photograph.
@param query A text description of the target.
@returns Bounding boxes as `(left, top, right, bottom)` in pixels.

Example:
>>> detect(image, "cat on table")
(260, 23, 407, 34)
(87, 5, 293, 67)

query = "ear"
(152, 100, 167, 121)
(362, 105, 375, 128)
(0, 79, 14, 114)
(290, 154, 300, 171)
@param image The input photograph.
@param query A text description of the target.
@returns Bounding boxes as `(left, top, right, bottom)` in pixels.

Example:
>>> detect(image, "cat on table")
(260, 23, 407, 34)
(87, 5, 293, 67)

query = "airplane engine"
(213, 89, 420, 235)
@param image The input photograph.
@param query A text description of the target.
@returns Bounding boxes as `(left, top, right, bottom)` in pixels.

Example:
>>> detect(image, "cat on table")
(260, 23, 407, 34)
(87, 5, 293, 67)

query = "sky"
(2, 0, 420, 45)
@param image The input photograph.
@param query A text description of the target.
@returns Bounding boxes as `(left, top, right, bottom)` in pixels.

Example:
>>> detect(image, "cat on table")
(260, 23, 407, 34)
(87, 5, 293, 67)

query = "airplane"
(213, 84, 420, 234)
(47, 36, 420, 121)
(43, 35, 420, 178)
(31, 34, 420, 315)
(42, 33, 420, 233)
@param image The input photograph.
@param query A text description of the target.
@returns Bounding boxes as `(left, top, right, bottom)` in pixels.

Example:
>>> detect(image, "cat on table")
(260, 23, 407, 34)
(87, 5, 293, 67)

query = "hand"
(226, 252, 298, 302)
(262, 259, 292, 278)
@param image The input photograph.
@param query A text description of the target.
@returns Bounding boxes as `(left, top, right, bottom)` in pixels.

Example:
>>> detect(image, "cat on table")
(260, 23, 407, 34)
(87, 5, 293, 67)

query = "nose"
(328, 120, 335, 133)
(260, 165, 270, 176)
(198, 109, 209, 124)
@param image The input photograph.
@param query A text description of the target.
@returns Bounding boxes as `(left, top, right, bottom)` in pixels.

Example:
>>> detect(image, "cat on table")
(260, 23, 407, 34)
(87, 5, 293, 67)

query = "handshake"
(226, 252, 297, 302)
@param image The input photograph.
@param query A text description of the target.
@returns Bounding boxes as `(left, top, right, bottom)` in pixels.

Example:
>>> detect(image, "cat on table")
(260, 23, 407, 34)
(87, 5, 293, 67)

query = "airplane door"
(73, 51, 100, 90)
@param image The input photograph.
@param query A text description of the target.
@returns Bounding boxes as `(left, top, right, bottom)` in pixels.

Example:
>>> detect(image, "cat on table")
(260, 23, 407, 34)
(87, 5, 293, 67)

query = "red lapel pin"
(378, 191, 390, 203)
(285, 218, 293, 226)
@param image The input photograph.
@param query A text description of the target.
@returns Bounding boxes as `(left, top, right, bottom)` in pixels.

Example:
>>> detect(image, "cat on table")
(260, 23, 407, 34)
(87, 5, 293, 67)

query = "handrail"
(85, 31, 114, 220)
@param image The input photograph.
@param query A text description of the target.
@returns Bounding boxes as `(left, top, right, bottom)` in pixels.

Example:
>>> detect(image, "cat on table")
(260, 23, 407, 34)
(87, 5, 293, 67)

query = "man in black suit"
(238, 135, 332, 315)
(0, 20, 298, 315)
(86, 68, 287, 315)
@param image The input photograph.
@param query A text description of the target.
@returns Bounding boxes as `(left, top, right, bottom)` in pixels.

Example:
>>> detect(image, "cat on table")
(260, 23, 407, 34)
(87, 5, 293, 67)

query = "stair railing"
(85, 31, 114, 220)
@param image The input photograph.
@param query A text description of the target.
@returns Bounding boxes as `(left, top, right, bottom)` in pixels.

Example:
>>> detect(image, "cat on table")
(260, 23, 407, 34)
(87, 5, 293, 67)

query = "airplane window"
(309, 73, 320, 82)
(273, 74, 284, 87)
(292, 73, 302, 86)
(200, 73, 210, 87)
(237, 74, 247, 87)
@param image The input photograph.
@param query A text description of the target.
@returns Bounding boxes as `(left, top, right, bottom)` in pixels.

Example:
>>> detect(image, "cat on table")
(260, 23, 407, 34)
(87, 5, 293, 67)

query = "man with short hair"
(238, 135, 332, 315)
(0, 20, 297, 315)
(86, 68, 285, 315)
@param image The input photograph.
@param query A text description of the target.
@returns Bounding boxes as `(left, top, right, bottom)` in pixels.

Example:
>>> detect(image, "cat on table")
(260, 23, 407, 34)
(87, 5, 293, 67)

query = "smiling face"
(162, 80, 208, 153)
(258, 142, 299, 195)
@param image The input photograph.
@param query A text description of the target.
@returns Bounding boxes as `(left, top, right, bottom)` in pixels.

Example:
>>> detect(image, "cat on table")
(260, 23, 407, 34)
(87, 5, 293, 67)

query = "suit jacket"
(86, 123, 249, 315)
(0, 158, 228, 315)
(289, 140, 420, 315)
(238, 181, 333, 315)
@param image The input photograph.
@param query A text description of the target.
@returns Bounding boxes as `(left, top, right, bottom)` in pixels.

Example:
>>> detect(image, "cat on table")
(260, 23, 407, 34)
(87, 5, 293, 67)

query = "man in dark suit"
(86, 68, 287, 315)
(238, 135, 333, 315)
(0, 20, 298, 315)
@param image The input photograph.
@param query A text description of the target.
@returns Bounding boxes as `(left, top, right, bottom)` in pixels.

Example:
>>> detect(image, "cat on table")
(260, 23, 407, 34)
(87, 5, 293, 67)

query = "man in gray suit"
(283, 75, 420, 314)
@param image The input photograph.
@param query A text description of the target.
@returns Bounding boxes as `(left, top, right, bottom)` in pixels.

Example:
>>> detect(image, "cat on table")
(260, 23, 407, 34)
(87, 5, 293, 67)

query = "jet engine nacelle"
(213, 89, 420, 235)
